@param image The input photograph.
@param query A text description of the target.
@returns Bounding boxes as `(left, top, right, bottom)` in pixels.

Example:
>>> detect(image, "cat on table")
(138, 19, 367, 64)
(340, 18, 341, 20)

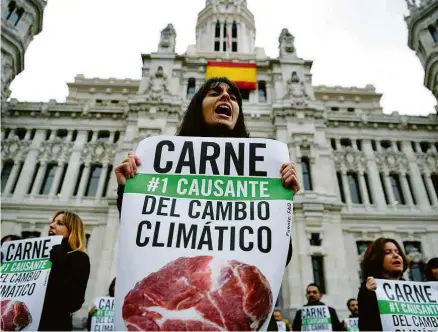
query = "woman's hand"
(114, 152, 142, 186)
(281, 162, 300, 195)
(366, 276, 377, 291)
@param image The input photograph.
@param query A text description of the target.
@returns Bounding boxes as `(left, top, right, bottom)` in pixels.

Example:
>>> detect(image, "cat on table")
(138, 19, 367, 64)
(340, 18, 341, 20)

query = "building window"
(11, 7, 23, 26)
(215, 21, 220, 38)
(411, 141, 417, 152)
(406, 174, 416, 205)
(420, 141, 430, 153)
(97, 131, 110, 142)
(56, 165, 67, 196)
(4, 128, 11, 139)
(428, 25, 438, 43)
(331, 107, 339, 111)
(330, 139, 336, 150)
(356, 241, 371, 256)
(1, 161, 14, 193)
(232, 42, 237, 52)
(56, 129, 68, 140)
(364, 173, 373, 204)
(390, 173, 405, 205)
(396, 141, 402, 152)
(85, 165, 102, 197)
(311, 256, 326, 294)
(30, 129, 36, 140)
(71, 130, 78, 142)
(379, 173, 389, 204)
(111, 100, 119, 104)
(187, 78, 196, 99)
(214, 41, 220, 51)
(371, 140, 377, 151)
(222, 41, 227, 52)
(347, 172, 362, 204)
(258, 81, 267, 102)
(102, 165, 113, 198)
(114, 131, 120, 143)
(74, 165, 84, 196)
(337, 171, 345, 203)
(301, 157, 313, 191)
(15, 128, 26, 140)
(240, 89, 250, 101)
(40, 163, 57, 195)
(432, 173, 438, 198)
(381, 140, 391, 150)
(347, 107, 355, 112)
(310, 233, 322, 246)
(422, 174, 433, 205)
(404, 241, 424, 282)
(340, 138, 352, 148)
(28, 163, 40, 194)
(232, 21, 237, 38)
(356, 139, 362, 151)
(21, 231, 41, 239)
(87, 131, 93, 142)
(85, 233, 91, 248)
(2, 1, 16, 20)
(223, 21, 227, 37)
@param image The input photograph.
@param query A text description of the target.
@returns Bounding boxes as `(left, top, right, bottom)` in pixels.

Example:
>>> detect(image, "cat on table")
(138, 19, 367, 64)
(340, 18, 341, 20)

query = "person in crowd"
(424, 257, 438, 281)
(292, 283, 341, 331)
(342, 298, 358, 330)
(87, 278, 116, 331)
(273, 310, 292, 331)
(1, 234, 21, 244)
(357, 237, 408, 331)
(114, 77, 299, 331)
(38, 211, 91, 331)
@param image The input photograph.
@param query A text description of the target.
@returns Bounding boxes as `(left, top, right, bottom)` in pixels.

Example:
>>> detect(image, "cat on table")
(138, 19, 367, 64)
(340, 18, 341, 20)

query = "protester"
(1, 234, 21, 244)
(342, 298, 358, 330)
(292, 283, 341, 331)
(424, 257, 438, 281)
(87, 278, 116, 331)
(114, 77, 299, 331)
(273, 310, 292, 331)
(38, 211, 91, 331)
(357, 237, 408, 331)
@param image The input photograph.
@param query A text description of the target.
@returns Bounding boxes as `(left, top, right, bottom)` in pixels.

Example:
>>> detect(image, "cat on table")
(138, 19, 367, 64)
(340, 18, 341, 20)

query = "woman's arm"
(357, 285, 382, 331)
(64, 252, 91, 313)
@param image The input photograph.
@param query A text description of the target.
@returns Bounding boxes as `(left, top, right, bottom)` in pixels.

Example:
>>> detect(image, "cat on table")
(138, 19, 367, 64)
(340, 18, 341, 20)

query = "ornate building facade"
(406, 0, 438, 108)
(1, 0, 438, 326)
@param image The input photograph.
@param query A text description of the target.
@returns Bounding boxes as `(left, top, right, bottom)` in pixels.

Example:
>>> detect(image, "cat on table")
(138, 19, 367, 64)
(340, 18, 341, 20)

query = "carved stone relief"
(81, 141, 117, 164)
(38, 139, 74, 163)
(375, 150, 409, 173)
(333, 148, 366, 172)
(1, 137, 31, 161)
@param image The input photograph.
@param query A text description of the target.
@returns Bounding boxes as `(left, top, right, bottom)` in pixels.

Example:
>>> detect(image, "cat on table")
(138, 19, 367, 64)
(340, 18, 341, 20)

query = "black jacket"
(38, 238, 90, 331)
(357, 283, 382, 331)
(292, 302, 342, 331)
(117, 185, 293, 331)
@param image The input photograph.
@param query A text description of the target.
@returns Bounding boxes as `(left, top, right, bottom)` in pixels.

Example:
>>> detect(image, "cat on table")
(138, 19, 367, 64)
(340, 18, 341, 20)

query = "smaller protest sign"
(91, 297, 115, 331)
(344, 317, 359, 331)
(301, 305, 332, 331)
(375, 279, 438, 331)
(0, 236, 62, 331)
(276, 320, 287, 331)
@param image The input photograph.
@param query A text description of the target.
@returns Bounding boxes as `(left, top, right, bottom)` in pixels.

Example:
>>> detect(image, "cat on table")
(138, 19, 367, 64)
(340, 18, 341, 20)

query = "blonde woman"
(38, 211, 91, 331)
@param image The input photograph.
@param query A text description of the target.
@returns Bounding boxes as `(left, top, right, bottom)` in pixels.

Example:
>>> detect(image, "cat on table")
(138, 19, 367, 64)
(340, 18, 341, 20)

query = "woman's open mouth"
(214, 104, 232, 118)
(48, 230, 55, 236)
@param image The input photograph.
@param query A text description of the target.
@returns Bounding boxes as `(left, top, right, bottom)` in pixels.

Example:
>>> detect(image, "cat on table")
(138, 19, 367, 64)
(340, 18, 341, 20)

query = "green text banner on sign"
(91, 297, 114, 331)
(0, 236, 62, 331)
(375, 279, 438, 330)
(115, 136, 293, 331)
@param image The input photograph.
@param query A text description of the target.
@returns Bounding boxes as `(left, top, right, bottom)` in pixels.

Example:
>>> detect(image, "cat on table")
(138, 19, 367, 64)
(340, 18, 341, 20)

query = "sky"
(9, 0, 437, 116)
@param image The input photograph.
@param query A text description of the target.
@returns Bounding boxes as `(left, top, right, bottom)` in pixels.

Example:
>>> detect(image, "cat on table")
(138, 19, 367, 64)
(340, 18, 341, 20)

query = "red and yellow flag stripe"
(205, 61, 257, 90)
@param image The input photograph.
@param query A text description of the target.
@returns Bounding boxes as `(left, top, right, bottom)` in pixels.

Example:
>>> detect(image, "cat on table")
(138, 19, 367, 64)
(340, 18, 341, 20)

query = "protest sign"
(115, 136, 293, 331)
(276, 320, 288, 331)
(344, 317, 358, 331)
(301, 305, 332, 331)
(91, 297, 115, 331)
(0, 236, 62, 331)
(375, 279, 438, 331)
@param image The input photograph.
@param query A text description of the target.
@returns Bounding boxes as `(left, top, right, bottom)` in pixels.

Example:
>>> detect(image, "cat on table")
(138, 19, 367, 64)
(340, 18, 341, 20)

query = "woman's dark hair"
(360, 237, 408, 282)
(1, 234, 21, 245)
(109, 277, 116, 297)
(176, 77, 249, 138)
(424, 257, 438, 281)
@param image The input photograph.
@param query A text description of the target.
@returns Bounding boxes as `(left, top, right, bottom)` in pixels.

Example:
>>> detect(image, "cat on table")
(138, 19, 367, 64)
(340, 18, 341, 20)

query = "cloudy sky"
(9, 0, 436, 115)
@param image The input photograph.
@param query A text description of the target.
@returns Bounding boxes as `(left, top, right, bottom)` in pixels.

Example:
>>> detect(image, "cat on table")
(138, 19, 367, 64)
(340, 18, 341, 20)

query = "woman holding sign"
(357, 238, 408, 331)
(114, 77, 298, 331)
(38, 211, 91, 331)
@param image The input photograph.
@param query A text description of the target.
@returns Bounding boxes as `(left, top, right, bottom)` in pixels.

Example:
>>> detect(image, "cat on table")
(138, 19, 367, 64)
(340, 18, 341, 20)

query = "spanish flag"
(205, 61, 257, 90)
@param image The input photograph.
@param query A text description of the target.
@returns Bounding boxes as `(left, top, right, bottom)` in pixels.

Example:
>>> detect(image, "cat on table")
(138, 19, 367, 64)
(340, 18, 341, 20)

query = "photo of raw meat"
(1, 299, 32, 331)
(122, 256, 273, 331)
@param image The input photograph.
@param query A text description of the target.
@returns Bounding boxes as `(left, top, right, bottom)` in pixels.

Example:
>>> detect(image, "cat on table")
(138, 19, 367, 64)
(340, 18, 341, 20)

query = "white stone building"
(1, 0, 438, 326)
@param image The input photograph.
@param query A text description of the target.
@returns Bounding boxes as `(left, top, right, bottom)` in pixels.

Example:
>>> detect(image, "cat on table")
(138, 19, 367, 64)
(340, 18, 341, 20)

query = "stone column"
(341, 169, 352, 205)
(76, 162, 91, 200)
(358, 171, 370, 207)
(424, 171, 438, 206)
(383, 171, 396, 206)
(362, 140, 386, 210)
(30, 161, 48, 197)
(400, 172, 414, 207)
(96, 163, 110, 200)
(3, 159, 22, 195)
(49, 162, 65, 198)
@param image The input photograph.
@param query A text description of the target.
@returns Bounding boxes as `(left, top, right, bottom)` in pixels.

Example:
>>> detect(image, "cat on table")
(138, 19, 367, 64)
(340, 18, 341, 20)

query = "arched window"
(232, 21, 237, 38)
(2, 1, 16, 20)
(11, 7, 24, 26)
(428, 24, 438, 43)
(347, 172, 362, 204)
(301, 157, 313, 191)
(390, 173, 405, 205)
(215, 21, 220, 38)
(187, 78, 196, 99)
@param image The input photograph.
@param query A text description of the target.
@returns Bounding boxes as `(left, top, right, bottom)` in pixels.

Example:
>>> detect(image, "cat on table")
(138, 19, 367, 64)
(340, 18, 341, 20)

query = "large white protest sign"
(91, 297, 115, 331)
(0, 236, 62, 331)
(116, 136, 293, 331)
(301, 305, 332, 331)
(375, 279, 438, 331)
(344, 318, 358, 331)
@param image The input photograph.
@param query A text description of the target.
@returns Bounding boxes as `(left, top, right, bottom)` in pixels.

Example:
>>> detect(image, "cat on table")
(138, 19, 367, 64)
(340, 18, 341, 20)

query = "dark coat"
(357, 283, 382, 331)
(292, 302, 342, 331)
(38, 237, 90, 331)
(117, 184, 293, 331)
